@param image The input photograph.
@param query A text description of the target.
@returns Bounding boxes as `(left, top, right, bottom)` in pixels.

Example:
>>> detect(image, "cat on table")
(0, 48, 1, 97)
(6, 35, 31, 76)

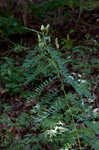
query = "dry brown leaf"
(0, 89, 7, 97)
(24, 100, 36, 108)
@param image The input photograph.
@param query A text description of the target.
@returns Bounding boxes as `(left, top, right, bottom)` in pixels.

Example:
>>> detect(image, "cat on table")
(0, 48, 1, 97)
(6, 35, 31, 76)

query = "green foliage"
(0, 16, 27, 36)
(0, 57, 24, 94)
(0, 24, 99, 149)
(29, 0, 98, 26)
(0, 0, 98, 31)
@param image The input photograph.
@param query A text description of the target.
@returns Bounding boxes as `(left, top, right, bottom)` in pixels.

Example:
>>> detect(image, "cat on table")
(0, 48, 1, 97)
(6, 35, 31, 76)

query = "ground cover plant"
(0, 0, 99, 150)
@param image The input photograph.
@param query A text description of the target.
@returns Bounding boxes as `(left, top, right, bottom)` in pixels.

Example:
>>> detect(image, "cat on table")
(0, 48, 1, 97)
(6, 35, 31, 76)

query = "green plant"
(0, 16, 27, 36)
(20, 25, 98, 149)
(0, 57, 25, 95)
(0, 24, 99, 150)
(61, 30, 74, 50)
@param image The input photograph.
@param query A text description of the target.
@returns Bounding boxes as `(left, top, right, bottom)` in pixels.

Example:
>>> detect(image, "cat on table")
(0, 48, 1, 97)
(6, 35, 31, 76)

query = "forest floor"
(0, 6, 99, 150)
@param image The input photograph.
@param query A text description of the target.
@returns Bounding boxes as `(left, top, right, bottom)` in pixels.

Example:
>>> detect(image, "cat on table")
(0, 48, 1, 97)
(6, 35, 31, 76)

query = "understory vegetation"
(0, 0, 99, 150)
